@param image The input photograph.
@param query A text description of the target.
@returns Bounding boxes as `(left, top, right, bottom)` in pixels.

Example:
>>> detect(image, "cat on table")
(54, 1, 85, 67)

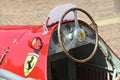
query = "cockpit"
(46, 4, 116, 80)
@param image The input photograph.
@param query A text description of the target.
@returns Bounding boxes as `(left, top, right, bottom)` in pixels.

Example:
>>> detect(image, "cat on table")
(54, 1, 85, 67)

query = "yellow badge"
(24, 52, 39, 77)
(79, 31, 84, 38)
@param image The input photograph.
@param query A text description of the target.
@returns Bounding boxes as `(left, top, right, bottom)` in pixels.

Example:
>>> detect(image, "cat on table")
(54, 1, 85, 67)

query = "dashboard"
(48, 21, 96, 55)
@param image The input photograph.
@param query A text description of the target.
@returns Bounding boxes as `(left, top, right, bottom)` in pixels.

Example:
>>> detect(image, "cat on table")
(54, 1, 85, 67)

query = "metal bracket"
(42, 22, 48, 35)
(0, 47, 9, 65)
(112, 69, 120, 80)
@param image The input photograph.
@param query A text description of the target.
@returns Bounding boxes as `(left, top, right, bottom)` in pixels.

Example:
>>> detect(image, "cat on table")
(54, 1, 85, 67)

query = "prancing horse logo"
(26, 56, 34, 71)
(24, 52, 39, 76)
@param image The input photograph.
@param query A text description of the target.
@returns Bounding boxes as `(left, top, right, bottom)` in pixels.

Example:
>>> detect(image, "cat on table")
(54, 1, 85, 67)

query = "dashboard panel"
(48, 21, 96, 55)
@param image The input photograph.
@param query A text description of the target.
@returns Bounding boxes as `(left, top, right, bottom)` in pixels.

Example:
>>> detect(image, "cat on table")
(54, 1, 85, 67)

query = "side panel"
(0, 25, 56, 80)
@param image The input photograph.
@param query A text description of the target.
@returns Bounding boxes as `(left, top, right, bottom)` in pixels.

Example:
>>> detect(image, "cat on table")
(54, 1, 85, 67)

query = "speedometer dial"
(65, 24, 73, 33)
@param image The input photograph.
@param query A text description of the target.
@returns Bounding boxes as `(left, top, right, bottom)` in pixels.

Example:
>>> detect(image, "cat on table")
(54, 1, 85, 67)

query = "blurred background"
(0, 0, 120, 56)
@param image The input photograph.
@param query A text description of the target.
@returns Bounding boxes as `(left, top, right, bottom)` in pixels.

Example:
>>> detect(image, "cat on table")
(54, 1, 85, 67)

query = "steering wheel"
(58, 8, 98, 63)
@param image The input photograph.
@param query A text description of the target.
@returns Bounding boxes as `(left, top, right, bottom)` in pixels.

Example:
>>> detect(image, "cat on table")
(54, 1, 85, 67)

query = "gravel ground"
(0, 0, 120, 56)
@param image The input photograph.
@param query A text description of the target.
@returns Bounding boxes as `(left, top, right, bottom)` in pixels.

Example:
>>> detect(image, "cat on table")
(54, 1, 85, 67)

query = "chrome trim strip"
(0, 68, 36, 80)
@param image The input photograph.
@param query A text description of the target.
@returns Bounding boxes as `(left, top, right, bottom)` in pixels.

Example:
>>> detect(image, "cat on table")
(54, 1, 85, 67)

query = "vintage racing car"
(0, 4, 120, 80)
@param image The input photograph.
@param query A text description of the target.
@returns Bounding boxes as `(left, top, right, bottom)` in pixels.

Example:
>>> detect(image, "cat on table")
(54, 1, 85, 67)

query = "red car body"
(0, 4, 120, 80)
(0, 24, 58, 80)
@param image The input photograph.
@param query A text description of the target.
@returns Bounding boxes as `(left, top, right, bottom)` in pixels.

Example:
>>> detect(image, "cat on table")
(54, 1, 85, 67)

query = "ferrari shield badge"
(24, 52, 39, 76)
(24, 37, 43, 76)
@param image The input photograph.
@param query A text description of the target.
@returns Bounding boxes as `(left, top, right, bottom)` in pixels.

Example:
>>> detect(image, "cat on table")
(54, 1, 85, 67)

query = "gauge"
(52, 30, 58, 44)
(52, 29, 65, 44)
(65, 24, 73, 33)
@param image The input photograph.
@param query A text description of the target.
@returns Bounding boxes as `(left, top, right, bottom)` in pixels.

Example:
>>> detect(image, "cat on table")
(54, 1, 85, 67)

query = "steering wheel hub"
(73, 28, 85, 41)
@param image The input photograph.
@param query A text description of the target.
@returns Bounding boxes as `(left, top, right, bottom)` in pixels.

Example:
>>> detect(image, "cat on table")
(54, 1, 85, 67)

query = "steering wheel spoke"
(73, 10, 79, 28)
(85, 36, 95, 44)
(66, 38, 76, 51)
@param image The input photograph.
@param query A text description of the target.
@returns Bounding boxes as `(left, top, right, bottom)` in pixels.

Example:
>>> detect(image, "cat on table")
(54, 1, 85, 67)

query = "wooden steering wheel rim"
(58, 8, 99, 63)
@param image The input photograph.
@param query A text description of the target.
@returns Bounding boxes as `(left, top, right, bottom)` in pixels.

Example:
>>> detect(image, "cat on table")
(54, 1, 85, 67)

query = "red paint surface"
(0, 24, 57, 80)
